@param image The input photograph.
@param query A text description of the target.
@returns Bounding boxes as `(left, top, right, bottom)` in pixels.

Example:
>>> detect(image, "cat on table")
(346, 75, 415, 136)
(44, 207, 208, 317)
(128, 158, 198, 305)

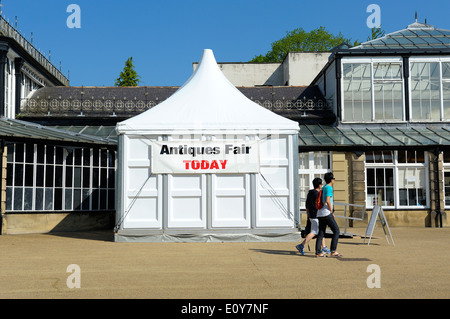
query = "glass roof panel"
(320, 125, 340, 135)
(298, 125, 450, 147)
(364, 129, 403, 145)
(377, 38, 400, 47)
(358, 133, 391, 146)
(354, 24, 450, 51)
(298, 135, 321, 146)
(398, 29, 417, 37)
(0, 119, 117, 145)
(415, 133, 441, 143)
(423, 37, 445, 45)
(426, 29, 450, 36)
(391, 36, 414, 45)
(403, 37, 428, 44)
(337, 131, 370, 145)
(433, 30, 450, 37)
(410, 29, 435, 36)
(303, 125, 326, 134)
(80, 126, 101, 135)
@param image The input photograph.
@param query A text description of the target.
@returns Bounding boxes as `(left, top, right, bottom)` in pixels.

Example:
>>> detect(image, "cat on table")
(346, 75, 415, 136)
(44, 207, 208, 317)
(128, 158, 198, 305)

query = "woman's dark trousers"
(315, 214, 340, 255)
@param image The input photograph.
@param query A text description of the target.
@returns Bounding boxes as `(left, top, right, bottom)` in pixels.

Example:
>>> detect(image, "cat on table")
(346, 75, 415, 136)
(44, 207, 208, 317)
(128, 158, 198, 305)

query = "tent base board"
(114, 229, 302, 243)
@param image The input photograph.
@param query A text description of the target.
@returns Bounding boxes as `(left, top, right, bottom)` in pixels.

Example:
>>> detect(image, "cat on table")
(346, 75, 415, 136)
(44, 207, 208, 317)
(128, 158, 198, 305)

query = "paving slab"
(0, 226, 448, 299)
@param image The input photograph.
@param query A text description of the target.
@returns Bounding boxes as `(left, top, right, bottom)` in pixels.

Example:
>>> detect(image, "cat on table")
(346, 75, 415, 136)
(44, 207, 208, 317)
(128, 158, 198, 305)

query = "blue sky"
(2, 0, 450, 87)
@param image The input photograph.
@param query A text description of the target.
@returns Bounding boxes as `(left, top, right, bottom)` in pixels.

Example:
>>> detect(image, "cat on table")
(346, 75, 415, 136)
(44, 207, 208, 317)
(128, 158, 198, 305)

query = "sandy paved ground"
(0, 226, 448, 299)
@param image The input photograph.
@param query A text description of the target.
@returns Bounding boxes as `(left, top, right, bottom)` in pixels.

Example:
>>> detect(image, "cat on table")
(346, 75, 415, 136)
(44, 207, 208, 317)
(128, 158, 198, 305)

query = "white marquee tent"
(115, 49, 300, 242)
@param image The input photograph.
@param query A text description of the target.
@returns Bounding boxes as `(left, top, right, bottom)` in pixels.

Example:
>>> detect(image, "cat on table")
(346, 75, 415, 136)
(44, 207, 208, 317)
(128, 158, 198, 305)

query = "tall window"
(343, 63, 372, 121)
(366, 151, 395, 207)
(373, 62, 403, 120)
(342, 59, 404, 122)
(410, 62, 441, 120)
(365, 150, 428, 209)
(397, 150, 427, 207)
(444, 151, 450, 208)
(298, 151, 332, 208)
(410, 59, 450, 121)
(442, 62, 450, 120)
(6, 143, 116, 212)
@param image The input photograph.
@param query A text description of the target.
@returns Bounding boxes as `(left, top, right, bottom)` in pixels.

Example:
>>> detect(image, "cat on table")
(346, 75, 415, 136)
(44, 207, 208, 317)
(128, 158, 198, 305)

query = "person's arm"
(306, 208, 309, 218)
(325, 196, 332, 212)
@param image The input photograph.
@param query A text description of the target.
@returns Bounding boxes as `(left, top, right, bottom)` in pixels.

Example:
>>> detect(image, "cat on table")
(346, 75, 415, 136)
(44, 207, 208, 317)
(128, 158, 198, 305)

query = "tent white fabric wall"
(115, 49, 300, 242)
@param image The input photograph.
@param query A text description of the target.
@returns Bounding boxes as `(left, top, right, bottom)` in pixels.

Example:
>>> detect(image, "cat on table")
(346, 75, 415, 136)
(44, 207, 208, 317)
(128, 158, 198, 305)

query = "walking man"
(296, 177, 330, 255)
(315, 172, 342, 257)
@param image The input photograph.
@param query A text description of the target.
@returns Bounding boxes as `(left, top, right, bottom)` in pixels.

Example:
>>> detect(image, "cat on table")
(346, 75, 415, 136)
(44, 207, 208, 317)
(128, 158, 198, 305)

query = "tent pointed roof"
(117, 49, 299, 133)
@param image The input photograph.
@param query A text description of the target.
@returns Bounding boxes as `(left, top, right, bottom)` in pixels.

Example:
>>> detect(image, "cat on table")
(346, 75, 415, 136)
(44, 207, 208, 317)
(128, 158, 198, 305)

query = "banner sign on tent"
(150, 140, 260, 174)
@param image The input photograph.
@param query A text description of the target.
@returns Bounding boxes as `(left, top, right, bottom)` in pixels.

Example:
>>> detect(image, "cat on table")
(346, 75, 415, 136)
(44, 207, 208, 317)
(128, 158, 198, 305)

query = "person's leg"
(313, 219, 329, 253)
(297, 219, 318, 255)
(304, 218, 311, 237)
(327, 215, 341, 255)
(305, 218, 318, 245)
(321, 238, 331, 254)
(303, 232, 315, 245)
(315, 218, 327, 256)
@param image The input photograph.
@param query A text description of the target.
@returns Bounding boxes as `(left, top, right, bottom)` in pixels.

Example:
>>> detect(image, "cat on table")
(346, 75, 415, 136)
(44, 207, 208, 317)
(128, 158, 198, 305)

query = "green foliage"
(367, 26, 386, 41)
(115, 57, 141, 87)
(249, 26, 355, 62)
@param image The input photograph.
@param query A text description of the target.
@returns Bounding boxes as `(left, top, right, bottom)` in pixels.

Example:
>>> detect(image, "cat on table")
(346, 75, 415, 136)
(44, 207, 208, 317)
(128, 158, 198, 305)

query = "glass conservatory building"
(309, 20, 450, 227)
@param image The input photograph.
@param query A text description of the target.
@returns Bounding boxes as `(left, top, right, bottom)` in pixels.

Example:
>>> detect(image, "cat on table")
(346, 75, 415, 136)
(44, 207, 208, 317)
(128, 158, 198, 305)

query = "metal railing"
(20, 96, 156, 117)
(333, 202, 366, 235)
(19, 96, 330, 117)
(0, 15, 69, 86)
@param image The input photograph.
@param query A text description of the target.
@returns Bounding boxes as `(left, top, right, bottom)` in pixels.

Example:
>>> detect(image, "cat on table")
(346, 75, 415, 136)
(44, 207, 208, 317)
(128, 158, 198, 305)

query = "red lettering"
(210, 160, 219, 169)
(201, 160, 209, 169)
(182, 160, 227, 170)
(219, 160, 227, 169)
(191, 160, 200, 170)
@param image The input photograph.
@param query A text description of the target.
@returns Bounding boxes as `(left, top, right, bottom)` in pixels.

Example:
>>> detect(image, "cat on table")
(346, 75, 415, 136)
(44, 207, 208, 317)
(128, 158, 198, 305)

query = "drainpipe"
(335, 56, 342, 125)
(0, 139, 3, 235)
(434, 148, 443, 228)
(0, 44, 8, 117)
(14, 58, 24, 116)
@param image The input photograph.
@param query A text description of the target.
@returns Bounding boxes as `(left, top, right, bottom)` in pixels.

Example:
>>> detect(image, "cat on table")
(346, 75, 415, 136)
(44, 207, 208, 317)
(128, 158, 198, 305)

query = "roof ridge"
(351, 22, 450, 51)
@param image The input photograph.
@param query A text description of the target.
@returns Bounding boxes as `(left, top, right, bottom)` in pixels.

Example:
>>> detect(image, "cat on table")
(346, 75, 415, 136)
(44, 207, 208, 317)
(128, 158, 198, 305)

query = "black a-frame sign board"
(364, 206, 395, 246)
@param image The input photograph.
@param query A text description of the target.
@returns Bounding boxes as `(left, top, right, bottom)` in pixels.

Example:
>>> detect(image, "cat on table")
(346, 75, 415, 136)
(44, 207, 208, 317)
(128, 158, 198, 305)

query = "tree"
(249, 26, 356, 62)
(367, 26, 385, 41)
(115, 57, 141, 86)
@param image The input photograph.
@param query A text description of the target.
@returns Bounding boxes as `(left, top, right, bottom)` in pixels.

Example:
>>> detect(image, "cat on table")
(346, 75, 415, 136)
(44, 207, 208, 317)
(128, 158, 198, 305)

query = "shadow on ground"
(250, 248, 372, 261)
(48, 229, 114, 242)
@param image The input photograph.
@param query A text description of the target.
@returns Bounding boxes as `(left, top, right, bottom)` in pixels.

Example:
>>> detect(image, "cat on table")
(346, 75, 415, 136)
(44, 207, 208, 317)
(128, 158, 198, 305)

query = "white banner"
(150, 140, 260, 174)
